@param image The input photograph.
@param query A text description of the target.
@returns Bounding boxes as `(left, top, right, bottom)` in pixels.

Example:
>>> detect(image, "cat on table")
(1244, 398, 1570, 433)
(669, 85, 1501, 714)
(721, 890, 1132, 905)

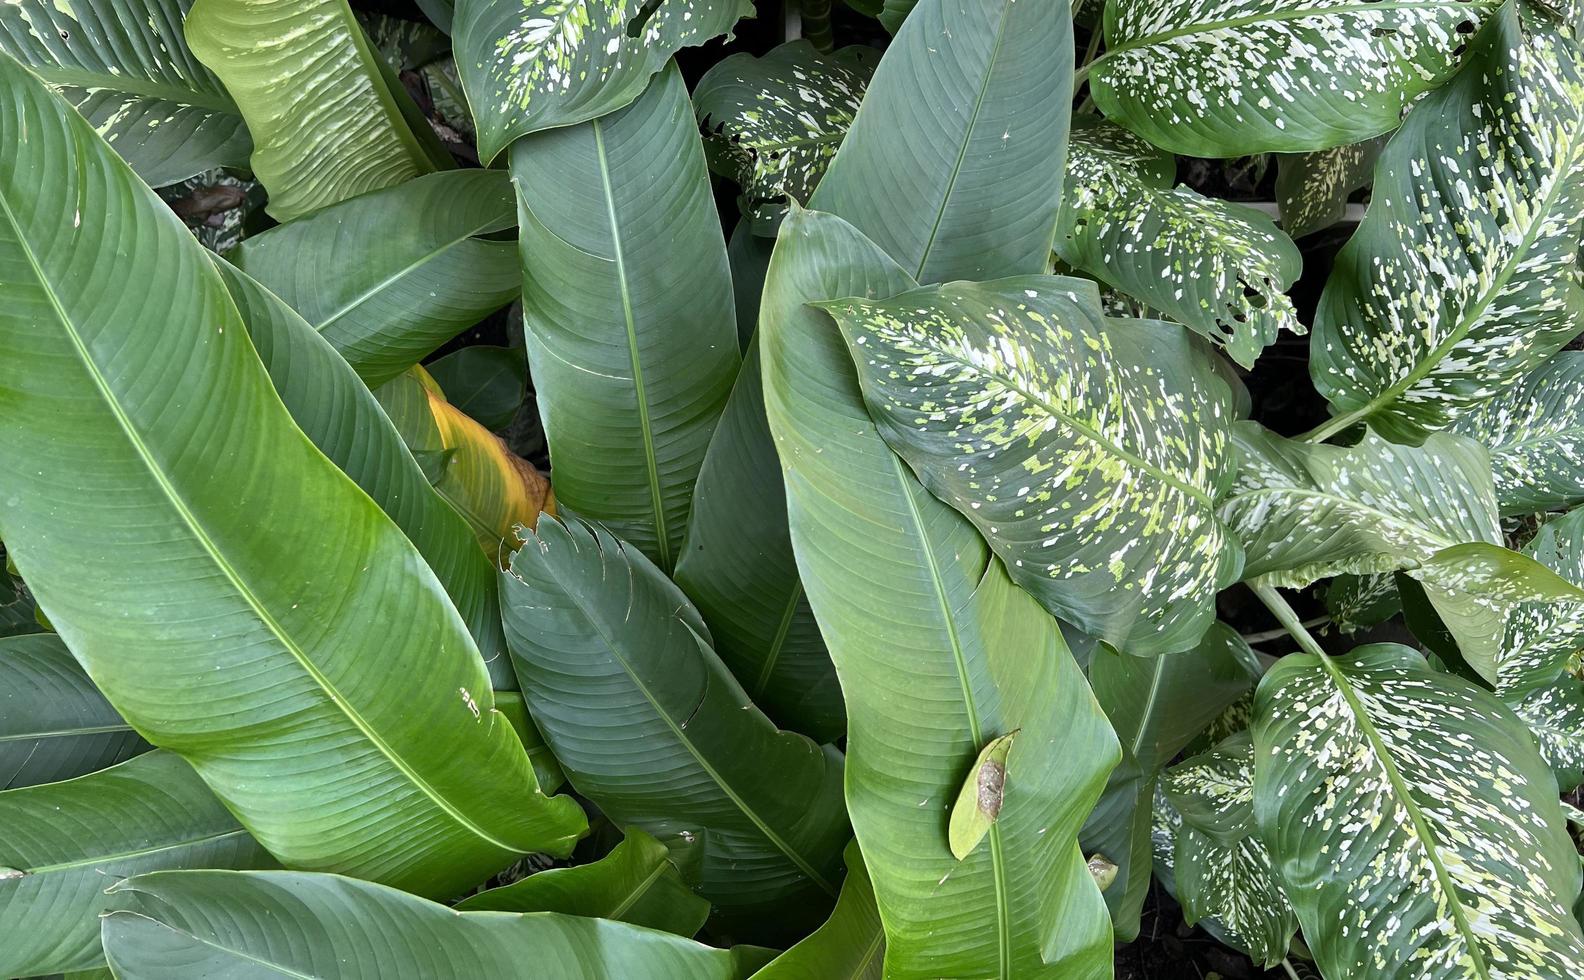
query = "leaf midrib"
(751, 580, 804, 698)
(1226, 484, 1478, 560)
(107, 911, 318, 980)
(607, 858, 670, 919)
(0, 724, 135, 742)
(1102, 1, 1493, 57)
(29, 67, 239, 114)
(22, 828, 251, 875)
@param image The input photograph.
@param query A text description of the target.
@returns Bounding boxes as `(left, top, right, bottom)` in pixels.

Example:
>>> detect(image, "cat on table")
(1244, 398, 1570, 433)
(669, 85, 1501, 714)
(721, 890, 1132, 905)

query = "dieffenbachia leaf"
(1090, 0, 1499, 157)
(454, 0, 754, 162)
(818, 276, 1242, 655)
(947, 731, 1017, 860)
(1451, 353, 1584, 516)
(1275, 137, 1386, 239)
(1326, 572, 1402, 635)
(185, 0, 451, 220)
(0, 0, 249, 187)
(763, 206, 1118, 975)
(1309, 5, 1584, 443)
(752, 841, 885, 980)
(1056, 119, 1304, 369)
(1487, 507, 1584, 697)
(1254, 643, 1584, 977)
(1161, 731, 1254, 843)
(1508, 675, 1584, 793)
(693, 41, 876, 232)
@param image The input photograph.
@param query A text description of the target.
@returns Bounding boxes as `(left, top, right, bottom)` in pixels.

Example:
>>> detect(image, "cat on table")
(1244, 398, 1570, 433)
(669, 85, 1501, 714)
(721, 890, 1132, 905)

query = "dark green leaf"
(1451, 353, 1584, 516)
(426, 346, 527, 432)
(751, 841, 884, 979)
(0, 633, 147, 790)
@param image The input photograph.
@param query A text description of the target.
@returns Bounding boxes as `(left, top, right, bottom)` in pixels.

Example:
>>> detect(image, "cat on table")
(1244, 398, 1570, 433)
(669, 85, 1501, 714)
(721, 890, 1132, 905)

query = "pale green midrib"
(592, 117, 672, 571)
(1226, 485, 1477, 557)
(108, 911, 318, 980)
(891, 456, 1011, 977)
(751, 580, 805, 698)
(1102, 1, 1494, 57)
(555, 561, 836, 896)
(607, 859, 670, 919)
(1485, 421, 1584, 455)
(25, 828, 251, 875)
(0, 187, 522, 855)
(0, 724, 135, 742)
(28, 66, 238, 114)
(1131, 657, 1166, 765)
(852, 927, 885, 975)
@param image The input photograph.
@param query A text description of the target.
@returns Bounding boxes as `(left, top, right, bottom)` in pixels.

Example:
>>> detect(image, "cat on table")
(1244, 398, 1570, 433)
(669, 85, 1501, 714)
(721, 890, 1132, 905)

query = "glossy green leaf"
(0, 57, 585, 896)
(499, 517, 849, 937)
(1091, 0, 1498, 157)
(1309, 6, 1584, 443)
(101, 870, 766, 979)
(426, 345, 527, 432)
(728, 218, 774, 348)
(510, 64, 740, 572)
(0, 751, 273, 976)
(1056, 119, 1303, 369)
(762, 205, 1118, 977)
(0, 0, 249, 187)
(751, 841, 884, 980)
(1254, 642, 1584, 978)
(1507, 674, 1584, 793)
(1488, 507, 1584, 697)
(818, 277, 1241, 655)
(493, 691, 565, 793)
(946, 731, 1016, 861)
(1451, 352, 1584, 516)
(229, 169, 520, 386)
(1325, 572, 1402, 635)
(1275, 137, 1385, 239)
(810, 0, 1075, 284)
(454, 0, 755, 162)
(1161, 731, 1253, 843)
(456, 829, 709, 937)
(0, 633, 147, 790)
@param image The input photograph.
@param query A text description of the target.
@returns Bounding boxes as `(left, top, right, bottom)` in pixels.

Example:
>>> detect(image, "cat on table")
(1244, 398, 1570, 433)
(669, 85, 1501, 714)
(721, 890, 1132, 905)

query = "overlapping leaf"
(1275, 137, 1385, 238)
(1091, 0, 1499, 156)
(1309, 6, 1584, 442)
(1487, 507, 1584, 696)
(818, 277, 1241, 655)
(1325, 572, 1401, 634)
(1509, 675, 1584, 792)
(0, 0, 249, 186)
(751, 842, 883, 979)
(1451, 353, 1584, 516)
(1161, 731, 1254, 842)
(0, 633, 147, 790)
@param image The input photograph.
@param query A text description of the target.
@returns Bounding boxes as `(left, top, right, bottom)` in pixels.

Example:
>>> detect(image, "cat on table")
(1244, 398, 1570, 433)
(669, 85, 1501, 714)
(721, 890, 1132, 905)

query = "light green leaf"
(817, 277, 1242, 655)
(946, 731, 1017, 861)
(0, 56, 585, 896)
(0, 0, 249, 186)
(509, 64, 740, 572)
(1162, 731, 1254, 842)
(1091, 0, 1499, 157)
(762, 205, 1118, 977)
(1254, 643, 1584, 978)
(693, 40, 876, 231)
(1275, 137, 1385, 239)
(1057, 119, 1304, 369)
(493, 691, 565, 793)
(0, 752, 273, 976)
(0, 633, 147, 790)
(101, 870, 766, 979)
(229, 169, 520, 387)
(1309, 6, 1584, 443)
(499, 517, 849, 939)
(1507, 675, 1584, 793)
(454, 0, 755, 162)
(1451, 353, 1584, 516)
(456, 829, 709, 937)
(751, 841, 884, 980)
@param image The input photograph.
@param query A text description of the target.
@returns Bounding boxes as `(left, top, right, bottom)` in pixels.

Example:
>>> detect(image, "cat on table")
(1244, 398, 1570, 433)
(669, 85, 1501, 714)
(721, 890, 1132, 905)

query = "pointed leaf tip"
(948, 731, 1018, 861)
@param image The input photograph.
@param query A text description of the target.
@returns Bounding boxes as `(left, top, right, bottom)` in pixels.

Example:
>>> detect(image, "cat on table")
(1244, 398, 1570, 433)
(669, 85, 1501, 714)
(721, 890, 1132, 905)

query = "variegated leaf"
(1090, 0, 1498, 157)
(1056, 119, 1304, 369)
(818, 276, 1242, 655)
(693, 41, 876, 232)
(1325, 572, 1401, 634)
(1507, 675, 1584, 793)
(1309, 6, 1584, 443)
(454, 0, 754, 161)
(1275, 137, 1385, 239)
(1254, 643, 1584, 978)
(1488, 507, 1584, 697)
(1451, 353, 1584, 516)
(1162, 731, 1254, 842)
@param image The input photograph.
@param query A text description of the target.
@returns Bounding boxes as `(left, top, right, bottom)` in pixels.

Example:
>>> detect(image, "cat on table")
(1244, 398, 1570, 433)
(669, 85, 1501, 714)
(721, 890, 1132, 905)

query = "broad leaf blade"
(426, 345, 527, 432)
(1450, 352, 1584, 516)
(1508, 675, 1584, 793)
(1170, 821, 1295, 968)
(751, 841, 884, 979)
(0, 633, 147, 789)
(1161, 731, 1254, 843)
(1275, 138, 1386, 239)
(1489, 507, 1584, 697)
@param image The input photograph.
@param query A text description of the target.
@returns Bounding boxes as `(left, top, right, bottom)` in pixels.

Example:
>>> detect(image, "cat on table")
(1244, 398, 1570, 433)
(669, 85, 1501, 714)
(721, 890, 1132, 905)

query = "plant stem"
(1250, 583, 1329, 660)
(1280, 958, 1302, 980)
(1081, 26, 1103, 68)
(1072, 63, 1092, 90)
(801, 0, 834, 53)
(1298, 406, 1367, 444)
(1242, 616, 1329, 646)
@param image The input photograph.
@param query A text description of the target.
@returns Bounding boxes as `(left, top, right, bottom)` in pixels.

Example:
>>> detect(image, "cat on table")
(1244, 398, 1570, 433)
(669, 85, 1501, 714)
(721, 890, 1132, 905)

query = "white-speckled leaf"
(693, 41, 875, 231)
(1489, 507, 1584, 697)
(1507, 674, 1584, 793)
(1254, 643, 1584, 978)
(819, 276, 1243, 655)
(0, 0, 249, 187)
(1451, 353, 1584, 516)
(1325, 572, 1401, 634)
(1310, 6, 1584, 443)
(454, 0, 754, 161)
(1162, 731, 1254, 842)
(1091, 0, 1498, 157)
(1056, 119, 1304, 369)
(1275, 137, 1385, 238)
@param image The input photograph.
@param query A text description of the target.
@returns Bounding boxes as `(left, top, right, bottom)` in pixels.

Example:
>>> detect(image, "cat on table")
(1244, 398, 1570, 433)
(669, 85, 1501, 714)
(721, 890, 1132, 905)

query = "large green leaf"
(499, 517, 849, 937)
(1451, 353, 1584, 516)
(1090, 0, 1499, 157)
(0, 55, 584, 896)
(1508, 674, 1584, 793)
(0, 633, 147, 789)
(100, 870, 768, 979)
(1162, 731, 1255, 843)
(1253, 641, 1584, 978)
(185, 0, 448, 219)
(1275, 138, 1385, 239)
(817, 277, 1241, 655)
(751, 841, 884, 979)
(761, 206, 1118, 977)
(509, 64, 740, 572)
(1057, 120, 1303, 369)
(456, 829, 709, 937)
(229, 169, 520, 387)
(454, 0, 755, 162)
(0, 0, 249, 187)
(810, 0, 1075, 284)
(1309, 6, 1584, 443)
(1488, 507, 1584, 697)
(0, 751, 273, 976)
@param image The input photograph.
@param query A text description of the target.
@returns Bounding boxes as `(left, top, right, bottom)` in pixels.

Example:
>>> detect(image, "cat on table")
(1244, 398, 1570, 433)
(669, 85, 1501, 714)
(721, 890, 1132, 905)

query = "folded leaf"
(454, 0, 754, 161)
(0, 0, 250, 186)
(818, 277, 1242, 655)
(510, 64, 740, 572)
(1309, 5, 1584, 442)
(1091, 0, 1498, 156)
(751, 841, 884, 979)
(0, 752, 273, 976)
(0, 633, 147, 790)
(1254, 643, 1584, 978)
(229, 169, 520, 386)
(762, 206, 1118, 977)
(1450, 353, 1584, 516)
(0, 57, 585, 896)
(1275, 137, 1385, 239)
(946, 731, 1016, 861)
